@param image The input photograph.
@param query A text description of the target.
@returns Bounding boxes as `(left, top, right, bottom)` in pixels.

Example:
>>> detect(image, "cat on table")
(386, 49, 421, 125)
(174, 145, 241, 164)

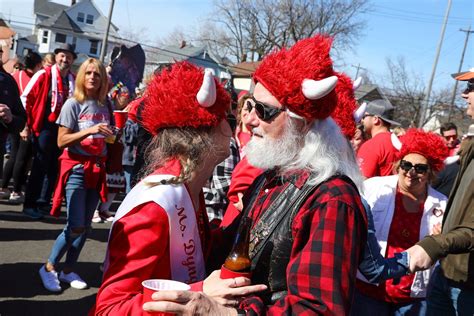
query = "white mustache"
(252, 128, 263, 137)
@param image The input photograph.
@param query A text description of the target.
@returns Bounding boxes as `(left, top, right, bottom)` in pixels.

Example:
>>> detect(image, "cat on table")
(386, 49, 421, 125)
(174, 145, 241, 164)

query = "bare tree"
(194, 0, 369, 63)
(381, 57, 470, 131)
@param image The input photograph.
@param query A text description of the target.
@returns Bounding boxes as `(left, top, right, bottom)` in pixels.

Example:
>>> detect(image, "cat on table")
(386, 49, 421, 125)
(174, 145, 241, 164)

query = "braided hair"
(142, 126, 214, 186)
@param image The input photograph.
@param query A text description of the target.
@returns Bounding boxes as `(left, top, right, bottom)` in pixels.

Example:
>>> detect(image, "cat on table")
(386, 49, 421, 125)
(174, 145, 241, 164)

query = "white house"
(33, 0, 120, 59)
(147, 42, 231, 82)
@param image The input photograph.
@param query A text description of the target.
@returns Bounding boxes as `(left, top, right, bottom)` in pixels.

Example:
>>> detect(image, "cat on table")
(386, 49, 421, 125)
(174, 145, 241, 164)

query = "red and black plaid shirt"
(240, 170, 368, 315)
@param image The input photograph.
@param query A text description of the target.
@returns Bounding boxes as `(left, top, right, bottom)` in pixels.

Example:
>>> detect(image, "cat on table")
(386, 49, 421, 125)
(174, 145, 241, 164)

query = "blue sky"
(2, 0, 473, 92)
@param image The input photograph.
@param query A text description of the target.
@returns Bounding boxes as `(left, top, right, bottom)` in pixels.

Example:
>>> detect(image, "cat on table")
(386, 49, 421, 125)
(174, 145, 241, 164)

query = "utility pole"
(418, 0, 452, 128)
(99, 0, 115, 63)
(351, 63, 367, 78)
(448, 26, 473, 121)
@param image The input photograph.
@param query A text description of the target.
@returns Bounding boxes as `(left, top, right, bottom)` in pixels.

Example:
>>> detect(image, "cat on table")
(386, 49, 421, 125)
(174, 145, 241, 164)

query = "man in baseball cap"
(408, 67, 474, 314)
(357, 99, 401, 178)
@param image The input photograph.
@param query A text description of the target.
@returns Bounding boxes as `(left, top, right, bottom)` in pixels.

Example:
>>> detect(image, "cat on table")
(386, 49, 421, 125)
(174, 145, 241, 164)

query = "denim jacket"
(358, 198, 408, 284)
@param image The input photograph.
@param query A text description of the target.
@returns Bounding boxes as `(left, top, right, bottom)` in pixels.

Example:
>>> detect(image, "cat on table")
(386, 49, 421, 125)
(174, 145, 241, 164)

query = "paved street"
(0, 198, 118, 316)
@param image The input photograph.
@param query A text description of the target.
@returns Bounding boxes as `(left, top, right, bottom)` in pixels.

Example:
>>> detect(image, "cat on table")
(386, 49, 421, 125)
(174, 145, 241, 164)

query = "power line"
(373, 4, 471, 22)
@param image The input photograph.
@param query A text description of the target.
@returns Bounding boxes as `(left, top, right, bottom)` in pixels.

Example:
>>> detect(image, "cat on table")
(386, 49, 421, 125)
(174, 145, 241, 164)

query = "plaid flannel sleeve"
(204, 138, 240, 222)
(240, 180, 367, 315)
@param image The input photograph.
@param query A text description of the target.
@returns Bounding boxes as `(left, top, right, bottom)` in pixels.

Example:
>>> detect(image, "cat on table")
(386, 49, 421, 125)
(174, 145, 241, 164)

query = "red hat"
(253, 35, 339, 121)
(237, 90, 249, 100)
(330, 72, 358, 138)
(397, 128, 448, 172)
(142, 62, 230, 135)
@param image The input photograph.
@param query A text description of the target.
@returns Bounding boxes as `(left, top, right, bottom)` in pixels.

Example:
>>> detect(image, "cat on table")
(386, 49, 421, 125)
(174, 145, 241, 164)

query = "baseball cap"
(451, 67, 474, 81)
(365, 99, 400, 126)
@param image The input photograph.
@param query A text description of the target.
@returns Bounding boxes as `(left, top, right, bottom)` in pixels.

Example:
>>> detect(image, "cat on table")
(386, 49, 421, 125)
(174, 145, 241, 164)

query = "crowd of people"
(0, 35, 472, 315)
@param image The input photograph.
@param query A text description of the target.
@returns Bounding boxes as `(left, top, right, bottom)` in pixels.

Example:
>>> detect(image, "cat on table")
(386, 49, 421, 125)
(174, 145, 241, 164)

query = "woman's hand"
(431, 223, 442, 235)
(88, 123, 113, 137)
(202, 270, 267, 307)
(143, 290, 237, 316)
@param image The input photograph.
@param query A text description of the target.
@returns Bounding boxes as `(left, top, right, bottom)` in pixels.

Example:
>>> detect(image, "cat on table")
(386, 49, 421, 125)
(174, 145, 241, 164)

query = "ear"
(373, 116, 383, 126)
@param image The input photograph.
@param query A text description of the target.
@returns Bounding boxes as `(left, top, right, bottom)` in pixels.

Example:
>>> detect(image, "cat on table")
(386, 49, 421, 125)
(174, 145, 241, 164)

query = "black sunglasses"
(246, 96, 286, 122)
(463, 81, 474, 94)
(400, 160, 429, 174)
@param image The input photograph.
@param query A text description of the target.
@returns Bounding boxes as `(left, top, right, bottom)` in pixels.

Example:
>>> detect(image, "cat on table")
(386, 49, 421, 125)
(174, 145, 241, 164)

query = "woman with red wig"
(93, 62, 266, 315)
(353, 128, 449, 315)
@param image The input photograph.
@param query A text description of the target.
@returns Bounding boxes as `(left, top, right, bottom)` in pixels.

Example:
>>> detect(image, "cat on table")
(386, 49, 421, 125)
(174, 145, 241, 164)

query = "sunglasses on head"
(400, 160, 429, 174)
(246, 96, 286, 122)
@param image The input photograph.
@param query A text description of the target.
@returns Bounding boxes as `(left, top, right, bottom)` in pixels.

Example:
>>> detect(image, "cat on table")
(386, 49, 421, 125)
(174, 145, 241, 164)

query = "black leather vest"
(242, 172, 352, 305)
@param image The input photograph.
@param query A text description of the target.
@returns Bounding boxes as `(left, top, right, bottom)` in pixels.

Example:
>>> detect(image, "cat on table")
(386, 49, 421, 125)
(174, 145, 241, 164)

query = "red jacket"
(51, 150, 108, 217)
(12, 69, 33, 95)
(222, 156, 263, 227)
(21, 65, 74, 136)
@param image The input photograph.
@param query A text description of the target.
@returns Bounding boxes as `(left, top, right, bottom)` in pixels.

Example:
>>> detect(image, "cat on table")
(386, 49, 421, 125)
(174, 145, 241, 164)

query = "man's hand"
(406, 245, 434, 273)
(19, 126, 30, 141)
(203, 270, 267, 307)
(0, 104, 13, 124)
(143, 290, 238, 316)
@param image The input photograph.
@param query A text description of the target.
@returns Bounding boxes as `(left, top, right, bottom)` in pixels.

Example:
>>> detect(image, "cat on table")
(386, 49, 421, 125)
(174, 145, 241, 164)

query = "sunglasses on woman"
(246, 96, 286, 122)
(400, 160, 429, 174)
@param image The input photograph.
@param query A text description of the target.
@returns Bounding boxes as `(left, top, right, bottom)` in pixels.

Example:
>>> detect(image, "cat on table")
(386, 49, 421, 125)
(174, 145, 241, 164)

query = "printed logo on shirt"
(78, 112, 109, 156)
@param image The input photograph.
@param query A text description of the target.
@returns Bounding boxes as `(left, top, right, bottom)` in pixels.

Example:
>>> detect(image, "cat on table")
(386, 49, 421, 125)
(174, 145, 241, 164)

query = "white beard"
(245, 122, 300, 170)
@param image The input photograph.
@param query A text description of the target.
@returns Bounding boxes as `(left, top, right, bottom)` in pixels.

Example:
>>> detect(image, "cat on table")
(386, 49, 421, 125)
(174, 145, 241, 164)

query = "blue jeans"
(123, 165, 133, 193)
(426, 266, 474, 316)
(47, 166, 99, 268)
(24, 124, 60, 208)
(351, 289, 427, 316)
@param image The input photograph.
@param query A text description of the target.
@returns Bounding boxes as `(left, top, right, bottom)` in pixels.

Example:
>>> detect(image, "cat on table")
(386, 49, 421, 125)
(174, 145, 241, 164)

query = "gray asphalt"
(0, 198, 117, 316)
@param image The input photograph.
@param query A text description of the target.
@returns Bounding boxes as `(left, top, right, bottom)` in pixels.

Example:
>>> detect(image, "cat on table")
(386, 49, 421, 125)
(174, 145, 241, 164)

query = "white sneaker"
(39, 266, 61, 292)
(9, 191, 24, 203)
(99, 210, 114, 222)
(92, 210, 102, 223)
(59, 271, 88, 289)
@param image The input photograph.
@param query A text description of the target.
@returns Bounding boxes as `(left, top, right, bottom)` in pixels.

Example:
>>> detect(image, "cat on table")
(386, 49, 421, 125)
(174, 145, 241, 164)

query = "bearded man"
(20, 43, 76, 219)
(141, 35, 368, 316)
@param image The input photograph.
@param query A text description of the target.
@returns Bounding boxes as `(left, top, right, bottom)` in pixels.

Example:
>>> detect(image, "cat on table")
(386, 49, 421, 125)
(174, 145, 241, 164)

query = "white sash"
(51, 64, 75, 113)
(106, 174, 206, 284)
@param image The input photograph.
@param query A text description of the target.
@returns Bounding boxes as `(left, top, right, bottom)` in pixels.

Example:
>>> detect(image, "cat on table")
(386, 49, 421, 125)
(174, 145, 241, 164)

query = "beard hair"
(245, 119, 301, 170)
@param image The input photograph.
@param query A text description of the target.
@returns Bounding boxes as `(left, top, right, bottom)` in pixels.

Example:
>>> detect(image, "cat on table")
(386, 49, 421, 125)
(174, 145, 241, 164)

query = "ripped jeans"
(47, 165, 99, 269)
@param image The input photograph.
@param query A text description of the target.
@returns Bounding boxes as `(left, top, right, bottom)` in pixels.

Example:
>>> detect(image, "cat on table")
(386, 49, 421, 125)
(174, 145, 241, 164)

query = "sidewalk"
(0, 200, 114, 316)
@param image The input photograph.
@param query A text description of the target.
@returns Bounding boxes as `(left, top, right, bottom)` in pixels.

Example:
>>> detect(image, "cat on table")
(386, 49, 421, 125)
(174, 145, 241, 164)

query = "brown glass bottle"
(223, 216, 252, 272)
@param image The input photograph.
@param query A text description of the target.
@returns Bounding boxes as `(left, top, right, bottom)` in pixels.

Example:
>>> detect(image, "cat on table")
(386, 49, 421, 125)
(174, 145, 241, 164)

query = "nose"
(247, 106, 260, 129)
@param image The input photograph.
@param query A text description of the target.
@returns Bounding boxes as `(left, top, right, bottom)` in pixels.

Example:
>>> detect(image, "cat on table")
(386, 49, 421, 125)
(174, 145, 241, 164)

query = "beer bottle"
(223, 216, 252, 272)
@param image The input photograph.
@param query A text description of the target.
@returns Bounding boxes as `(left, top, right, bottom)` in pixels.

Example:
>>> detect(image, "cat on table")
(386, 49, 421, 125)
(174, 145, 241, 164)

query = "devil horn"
(391, 133, 402, 151)
(353, 77, 362, 90)
(354, 102, 367, 123)
(301, 76, 338, 100)
(196, 69, 216, 108)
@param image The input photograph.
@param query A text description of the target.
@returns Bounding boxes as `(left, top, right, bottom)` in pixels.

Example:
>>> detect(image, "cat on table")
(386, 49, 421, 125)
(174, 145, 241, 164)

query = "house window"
(55, 33, 67, 43)
(42, 30, 49, 44)
(90, 40, 99, 55)
(72, 37, 77, 46)
(77, 12, 84, 22)
(86, 14, 94, 24)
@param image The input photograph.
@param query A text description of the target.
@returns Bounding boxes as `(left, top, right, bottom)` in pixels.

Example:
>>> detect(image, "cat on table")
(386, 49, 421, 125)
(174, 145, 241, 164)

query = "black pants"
(2, 133, 32, 192)
(23, 124, 61, 208)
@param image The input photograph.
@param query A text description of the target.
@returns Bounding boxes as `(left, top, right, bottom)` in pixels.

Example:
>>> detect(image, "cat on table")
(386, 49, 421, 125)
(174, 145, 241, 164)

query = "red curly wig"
(331, 72, 358, 138)
(141, 62, 230, 135)
(253, 35, 337, 121)
(399, 128, 449, 172)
